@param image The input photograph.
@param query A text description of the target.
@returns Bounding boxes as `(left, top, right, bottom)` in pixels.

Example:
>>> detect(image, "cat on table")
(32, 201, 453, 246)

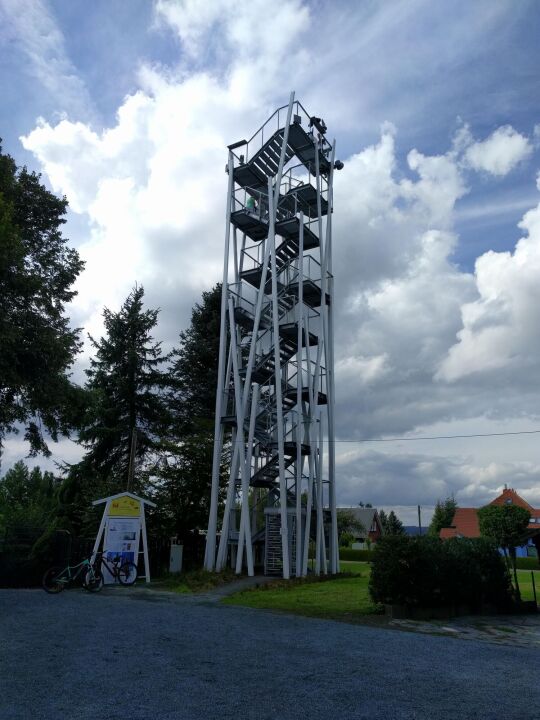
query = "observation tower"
(205, 93, 341, 578)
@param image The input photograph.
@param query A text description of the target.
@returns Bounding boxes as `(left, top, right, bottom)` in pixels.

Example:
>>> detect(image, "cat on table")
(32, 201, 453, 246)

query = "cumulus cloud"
(438, 192, 540, 381)
(464, 125, 532, 176)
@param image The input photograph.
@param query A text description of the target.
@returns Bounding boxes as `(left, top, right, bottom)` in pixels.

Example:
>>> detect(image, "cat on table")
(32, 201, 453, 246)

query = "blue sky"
(2, 0, 540, 520)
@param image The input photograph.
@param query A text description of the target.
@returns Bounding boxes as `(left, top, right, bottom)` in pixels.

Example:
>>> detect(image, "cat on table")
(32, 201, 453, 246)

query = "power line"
(326, 429, 540, 443)
(224, 428, 540, 443)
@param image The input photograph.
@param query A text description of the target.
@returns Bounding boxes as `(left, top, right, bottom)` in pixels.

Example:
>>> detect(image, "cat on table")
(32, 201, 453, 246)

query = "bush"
(369, 535, 511, 610)
(339, 532, 355, 548)
(339, 548, 374, 562)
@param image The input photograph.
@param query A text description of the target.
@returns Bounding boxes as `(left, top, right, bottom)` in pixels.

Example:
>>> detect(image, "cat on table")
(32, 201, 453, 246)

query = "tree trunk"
(509, 546, 521, 602)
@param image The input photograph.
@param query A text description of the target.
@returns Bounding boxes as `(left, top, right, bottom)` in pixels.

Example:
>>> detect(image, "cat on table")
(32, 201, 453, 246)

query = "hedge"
(340, 546, 539, 569)
(339, 548, 374, 562)
(369, 535, 511, 610)
(515, 557, 540, 570)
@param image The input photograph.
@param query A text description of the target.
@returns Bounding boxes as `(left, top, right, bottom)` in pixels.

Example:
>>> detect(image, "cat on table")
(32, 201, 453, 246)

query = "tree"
(64, 286, 170, 517)
(0, 144, 84, 460)
(151, 285, 224, 538)
(428, 496, 457, 536)
(168, 284, 222, 434)
(337, 509, 365, 547)
(386, 510, 405, 536)
(0, 460, 59, 532)
(379, 509, 406, 536)
(478, 504, 530, 601)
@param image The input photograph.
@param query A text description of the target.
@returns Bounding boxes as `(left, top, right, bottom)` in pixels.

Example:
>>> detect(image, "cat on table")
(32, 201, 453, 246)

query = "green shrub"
(369, 535, 511, 610)
(339, 548, 374, 562)
(339, 532, 355, 548)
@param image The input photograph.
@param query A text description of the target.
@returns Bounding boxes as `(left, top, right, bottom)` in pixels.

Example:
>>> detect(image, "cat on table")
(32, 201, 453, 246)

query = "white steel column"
(205, 151, 234, 571)
(295, 213, 304, 576)
(268, 178, 290, 580)
(325, 142, 339, 573)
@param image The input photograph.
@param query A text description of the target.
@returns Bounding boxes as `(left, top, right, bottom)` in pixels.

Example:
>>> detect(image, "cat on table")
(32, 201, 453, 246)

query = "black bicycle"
(94, 552, 138, 585)
(42, 556, 103, 594)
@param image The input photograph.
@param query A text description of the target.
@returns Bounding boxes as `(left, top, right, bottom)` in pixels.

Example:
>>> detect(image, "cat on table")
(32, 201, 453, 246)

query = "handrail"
(238, 100, 332, 164)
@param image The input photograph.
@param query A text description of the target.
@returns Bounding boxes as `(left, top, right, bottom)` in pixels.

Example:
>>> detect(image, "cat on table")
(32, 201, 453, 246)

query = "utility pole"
(417, 504, 422, 536)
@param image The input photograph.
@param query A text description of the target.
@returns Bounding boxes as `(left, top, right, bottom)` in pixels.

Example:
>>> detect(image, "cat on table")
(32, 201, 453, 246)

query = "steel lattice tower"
(205, 93, 340, 578)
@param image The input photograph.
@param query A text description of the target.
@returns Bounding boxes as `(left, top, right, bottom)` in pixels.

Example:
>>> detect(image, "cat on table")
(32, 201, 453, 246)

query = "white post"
(91, 499, 111, 561)
(295, 213, 304, 576)
(236, 383, 259, 575)
(216, 302, 247, 571)
(318, 413, 328, 574)
(325, 142, 339, 573)
(140, 503, 151, 583)
(268, 177, 290, 580)
(205, 151, 235, 570)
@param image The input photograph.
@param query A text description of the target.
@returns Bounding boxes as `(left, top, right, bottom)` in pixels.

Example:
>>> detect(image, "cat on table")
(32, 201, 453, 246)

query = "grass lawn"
(223, 561, 381, 622)
(516, 569, 539, 602)
(223, 561, 539, 622)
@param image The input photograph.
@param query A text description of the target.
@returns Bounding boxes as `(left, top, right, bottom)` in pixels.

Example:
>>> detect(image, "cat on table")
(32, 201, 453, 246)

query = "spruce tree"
(385, 510, 405, 536)
(152, 285, 223, 537)
(0, 461, 59, 531)
(168, 284, 221, 433)
(428, 496, 457, 536)
(379, 509, 406, 536)
(66, 285, 170, 507)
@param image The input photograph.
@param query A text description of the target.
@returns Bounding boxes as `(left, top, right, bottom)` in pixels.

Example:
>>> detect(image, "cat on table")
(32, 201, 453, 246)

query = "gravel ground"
(1, 587, 539, 720)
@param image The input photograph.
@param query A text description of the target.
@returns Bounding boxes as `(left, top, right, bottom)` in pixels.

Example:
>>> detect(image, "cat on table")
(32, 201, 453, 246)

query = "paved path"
(1, 587, 539, 720)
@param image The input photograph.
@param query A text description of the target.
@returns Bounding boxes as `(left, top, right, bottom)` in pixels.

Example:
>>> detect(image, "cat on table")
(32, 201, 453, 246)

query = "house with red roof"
(440, 487, 540, 558)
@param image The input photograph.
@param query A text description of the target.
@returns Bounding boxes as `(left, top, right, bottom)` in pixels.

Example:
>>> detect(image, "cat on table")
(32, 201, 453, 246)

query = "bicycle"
(94, 552, 138, 586)
(42, 556, 103, 594)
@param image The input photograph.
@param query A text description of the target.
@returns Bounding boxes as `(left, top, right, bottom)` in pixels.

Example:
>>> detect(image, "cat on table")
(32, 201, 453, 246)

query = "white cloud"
(155, 0, 310, 64)
(464, 125, 532, 176)
(438, 193, 540, 381)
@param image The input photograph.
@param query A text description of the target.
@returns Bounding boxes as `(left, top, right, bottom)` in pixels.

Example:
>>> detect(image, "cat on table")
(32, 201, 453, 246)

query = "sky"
(1, 0, 540, 524)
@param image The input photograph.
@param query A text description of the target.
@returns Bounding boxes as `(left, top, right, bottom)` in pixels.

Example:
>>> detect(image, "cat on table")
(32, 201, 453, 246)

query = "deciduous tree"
(0, 145, 84, 460)
(337, 509, 365, 547)
(478, 504, 530, 601)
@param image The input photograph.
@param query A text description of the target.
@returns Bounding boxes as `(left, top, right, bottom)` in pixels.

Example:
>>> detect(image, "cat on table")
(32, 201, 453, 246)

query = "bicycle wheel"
(42, 566, 65, 594)
(118, 561, 138, 585)
(83, 569, 104, 593)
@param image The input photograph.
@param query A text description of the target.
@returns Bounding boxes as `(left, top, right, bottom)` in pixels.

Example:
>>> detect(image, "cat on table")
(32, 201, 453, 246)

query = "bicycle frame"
(55, 558, 92, 586)
(97, 554, 123, 578)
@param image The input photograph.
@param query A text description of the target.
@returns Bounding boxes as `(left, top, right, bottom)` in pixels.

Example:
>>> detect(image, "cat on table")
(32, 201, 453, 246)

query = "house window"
(505, 498, 513, 504)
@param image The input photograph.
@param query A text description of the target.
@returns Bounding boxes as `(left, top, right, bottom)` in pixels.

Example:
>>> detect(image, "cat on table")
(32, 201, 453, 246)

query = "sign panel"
(102, 517, 140, 583)
(109, 495, 141, 517)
